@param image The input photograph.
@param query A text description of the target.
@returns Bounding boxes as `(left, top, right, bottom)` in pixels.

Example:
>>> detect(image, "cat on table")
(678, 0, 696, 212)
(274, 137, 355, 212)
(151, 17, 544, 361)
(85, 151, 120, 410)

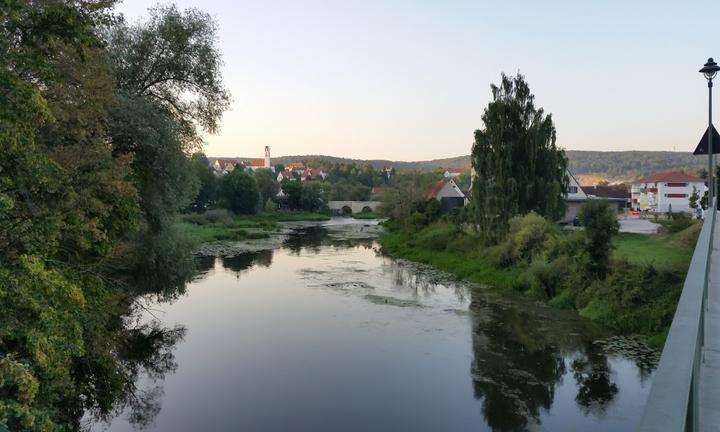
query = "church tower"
(264, 146, 271, 168)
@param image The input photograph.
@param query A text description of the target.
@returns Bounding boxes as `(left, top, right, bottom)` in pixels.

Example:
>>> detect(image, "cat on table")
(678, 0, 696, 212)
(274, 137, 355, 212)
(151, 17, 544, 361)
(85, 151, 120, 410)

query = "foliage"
(106, 4, 230, 148)
(470, 73, 568, 241)
(300, 182, 325, 212)
(689, 186, 699, 209)
(381, 208, 693, 345)
(189, 153, 218, 211)
(219, 170, 260, 215)
(0, 2, 228, 429)
(578, 200, 619, 278)
(254, 169, 278, 206)
(377, 172, 438, 222)
(281, 181, 302, 210)
(325, 180, 371, 201)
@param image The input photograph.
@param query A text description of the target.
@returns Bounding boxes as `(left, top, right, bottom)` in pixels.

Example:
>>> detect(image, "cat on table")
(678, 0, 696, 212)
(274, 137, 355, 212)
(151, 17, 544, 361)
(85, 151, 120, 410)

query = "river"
(94, 219, 654, 432)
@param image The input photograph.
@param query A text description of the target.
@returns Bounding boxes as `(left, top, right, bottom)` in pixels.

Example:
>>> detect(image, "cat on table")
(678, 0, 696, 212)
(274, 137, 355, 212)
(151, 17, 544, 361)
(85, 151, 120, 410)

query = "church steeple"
(264, 146, 271, 168)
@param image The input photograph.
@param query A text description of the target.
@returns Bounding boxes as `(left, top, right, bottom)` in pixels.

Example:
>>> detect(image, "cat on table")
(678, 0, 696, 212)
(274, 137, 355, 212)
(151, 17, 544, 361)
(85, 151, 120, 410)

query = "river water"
(95, 219, 653, 432)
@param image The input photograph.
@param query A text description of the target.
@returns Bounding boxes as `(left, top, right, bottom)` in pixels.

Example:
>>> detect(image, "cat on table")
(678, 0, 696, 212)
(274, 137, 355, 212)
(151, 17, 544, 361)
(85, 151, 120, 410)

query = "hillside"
(215, 151, 707, 183)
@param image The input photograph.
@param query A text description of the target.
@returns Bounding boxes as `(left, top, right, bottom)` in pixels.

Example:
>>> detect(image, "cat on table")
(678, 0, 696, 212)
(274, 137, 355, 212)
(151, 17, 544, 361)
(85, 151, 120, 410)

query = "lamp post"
(700, 57, 720, 204)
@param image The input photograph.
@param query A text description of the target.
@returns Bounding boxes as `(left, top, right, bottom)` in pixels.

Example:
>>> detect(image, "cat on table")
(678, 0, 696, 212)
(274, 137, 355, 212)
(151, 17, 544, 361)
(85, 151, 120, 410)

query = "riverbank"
(179, 210, 331, 243)
(380, 220, 699, 347)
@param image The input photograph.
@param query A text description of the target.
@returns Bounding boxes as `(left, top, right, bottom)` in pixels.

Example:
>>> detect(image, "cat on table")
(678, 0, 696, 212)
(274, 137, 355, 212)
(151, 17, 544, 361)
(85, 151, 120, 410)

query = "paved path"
(618, 217, 659, 234)
(700, 213, 720, 432)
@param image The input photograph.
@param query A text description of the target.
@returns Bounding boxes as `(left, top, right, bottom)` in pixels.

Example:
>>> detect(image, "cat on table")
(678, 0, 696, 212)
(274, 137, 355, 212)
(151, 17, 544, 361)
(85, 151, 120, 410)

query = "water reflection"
(93, 221, 653, 432)
(571, 344, 619, 416)
(469, 293, 567, 431)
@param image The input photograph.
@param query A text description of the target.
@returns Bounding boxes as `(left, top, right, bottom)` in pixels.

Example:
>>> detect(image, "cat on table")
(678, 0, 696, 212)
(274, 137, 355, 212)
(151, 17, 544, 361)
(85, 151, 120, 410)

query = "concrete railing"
(638, 199, 716, 432)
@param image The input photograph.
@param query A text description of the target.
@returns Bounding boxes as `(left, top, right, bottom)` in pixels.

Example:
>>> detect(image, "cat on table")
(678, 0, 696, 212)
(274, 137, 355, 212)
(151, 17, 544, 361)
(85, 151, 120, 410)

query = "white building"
(443, 168, 465, 178)
(562, 169, 588, 223)
(424, 179, 466, 211)
(630, 171, 705, 213)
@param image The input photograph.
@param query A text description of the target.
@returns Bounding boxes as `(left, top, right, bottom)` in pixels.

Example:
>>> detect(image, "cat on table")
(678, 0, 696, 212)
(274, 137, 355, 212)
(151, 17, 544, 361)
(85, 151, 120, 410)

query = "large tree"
(471, 73, 568, 242)
(106, 5, 230, 231)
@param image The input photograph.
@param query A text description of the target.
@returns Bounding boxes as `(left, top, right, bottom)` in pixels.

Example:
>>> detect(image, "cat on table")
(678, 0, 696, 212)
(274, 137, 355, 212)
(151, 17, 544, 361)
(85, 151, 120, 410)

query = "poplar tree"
(470, 73, 568, 242)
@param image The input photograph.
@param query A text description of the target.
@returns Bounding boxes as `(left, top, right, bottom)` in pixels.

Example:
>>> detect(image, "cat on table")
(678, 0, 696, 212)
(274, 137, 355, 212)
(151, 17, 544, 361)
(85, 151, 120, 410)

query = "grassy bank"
(351, 212, 382, 220)
(380, 219, 699, 347)
(179, 209, 331, 243)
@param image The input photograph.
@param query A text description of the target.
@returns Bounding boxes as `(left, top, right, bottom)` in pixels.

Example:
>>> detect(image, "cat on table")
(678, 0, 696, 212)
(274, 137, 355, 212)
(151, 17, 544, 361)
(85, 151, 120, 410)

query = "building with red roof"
(630, 171, 706, 213)
(424, 179, 466, 211)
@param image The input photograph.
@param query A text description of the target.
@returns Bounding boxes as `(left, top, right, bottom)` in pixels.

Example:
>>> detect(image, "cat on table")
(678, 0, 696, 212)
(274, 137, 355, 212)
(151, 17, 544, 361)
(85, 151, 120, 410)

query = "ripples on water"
(94, 221, 654, 432)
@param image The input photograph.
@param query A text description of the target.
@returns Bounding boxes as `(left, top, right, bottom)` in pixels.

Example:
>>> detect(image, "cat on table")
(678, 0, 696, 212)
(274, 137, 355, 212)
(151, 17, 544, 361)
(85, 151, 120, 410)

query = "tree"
(378, 172, 437, 222)
(106, 5, 229, 230)
(282, 181, 302, 210)
(470, 73, 568, 242)
(189, 153, 217, 211)
(300, 182, 325, 211)
(220, 170, 259, 214)
(254, 169, 278, 207)
(578, 199, 619, 278)
(107, 5, 230, 148)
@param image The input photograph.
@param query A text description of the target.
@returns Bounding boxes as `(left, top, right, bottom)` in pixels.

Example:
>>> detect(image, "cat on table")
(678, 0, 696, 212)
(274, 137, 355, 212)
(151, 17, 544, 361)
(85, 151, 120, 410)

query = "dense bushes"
(382, 200, 690, 345)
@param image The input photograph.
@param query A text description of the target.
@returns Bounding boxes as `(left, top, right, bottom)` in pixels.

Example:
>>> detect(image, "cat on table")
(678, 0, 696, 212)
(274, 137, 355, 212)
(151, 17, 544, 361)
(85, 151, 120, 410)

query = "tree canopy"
(470, 73, 568, 241)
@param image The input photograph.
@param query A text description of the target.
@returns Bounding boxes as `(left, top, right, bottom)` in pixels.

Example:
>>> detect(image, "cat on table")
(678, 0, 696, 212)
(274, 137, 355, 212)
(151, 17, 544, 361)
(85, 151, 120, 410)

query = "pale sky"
(118, 0, 719, 160)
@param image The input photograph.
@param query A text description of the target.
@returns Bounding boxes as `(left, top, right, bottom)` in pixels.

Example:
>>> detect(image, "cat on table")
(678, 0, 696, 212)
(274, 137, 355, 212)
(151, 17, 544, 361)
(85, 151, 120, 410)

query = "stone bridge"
(327, 201, 380, 214)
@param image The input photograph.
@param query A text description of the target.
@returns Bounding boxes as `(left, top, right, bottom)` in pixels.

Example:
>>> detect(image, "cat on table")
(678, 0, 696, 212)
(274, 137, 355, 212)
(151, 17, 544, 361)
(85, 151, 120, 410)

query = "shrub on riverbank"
(381, 211, 695, 346)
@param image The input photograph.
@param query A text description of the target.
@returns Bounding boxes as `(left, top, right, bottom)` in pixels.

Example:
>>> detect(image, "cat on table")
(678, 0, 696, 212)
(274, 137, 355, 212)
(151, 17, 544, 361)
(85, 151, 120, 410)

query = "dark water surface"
(95, 220, 653, 432)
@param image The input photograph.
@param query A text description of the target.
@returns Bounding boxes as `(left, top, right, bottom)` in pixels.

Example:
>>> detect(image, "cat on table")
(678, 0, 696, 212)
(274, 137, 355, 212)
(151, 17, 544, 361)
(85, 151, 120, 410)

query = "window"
(665, 193, 687, 198)
(568, 186, 578, 194)
(666, 182, 688, 187)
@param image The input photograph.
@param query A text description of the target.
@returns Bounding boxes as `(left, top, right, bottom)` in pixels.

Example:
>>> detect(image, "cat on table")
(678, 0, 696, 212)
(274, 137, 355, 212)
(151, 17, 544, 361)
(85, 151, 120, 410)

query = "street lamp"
(700, 57, 720, 203)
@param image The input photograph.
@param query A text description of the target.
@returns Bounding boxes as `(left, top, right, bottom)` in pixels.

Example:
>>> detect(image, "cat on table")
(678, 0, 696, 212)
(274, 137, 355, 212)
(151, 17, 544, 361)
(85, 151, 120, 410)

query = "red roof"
(244, 159, 265, 167)
(424, 180, 446, 200)
(215, 158, 237, 167)
(634, 171, 704, 184)
(278, 171, 293, 178)
(371, 187, 383, 194)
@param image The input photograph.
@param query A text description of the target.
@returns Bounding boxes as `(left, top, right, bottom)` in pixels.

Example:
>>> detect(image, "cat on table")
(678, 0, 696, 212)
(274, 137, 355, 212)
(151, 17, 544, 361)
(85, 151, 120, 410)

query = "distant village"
(208, 146, 709, 219)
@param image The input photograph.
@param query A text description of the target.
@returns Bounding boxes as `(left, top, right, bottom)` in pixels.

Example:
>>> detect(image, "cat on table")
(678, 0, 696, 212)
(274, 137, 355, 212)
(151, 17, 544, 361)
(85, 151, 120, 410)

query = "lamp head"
(700, 58, 720, 80)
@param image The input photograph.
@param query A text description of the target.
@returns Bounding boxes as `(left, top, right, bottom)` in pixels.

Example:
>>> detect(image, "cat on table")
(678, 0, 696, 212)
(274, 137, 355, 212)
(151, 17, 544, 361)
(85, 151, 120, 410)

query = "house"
(212, 158, 239, 174)
(582, 184, 631, 212)
(243, 159, 267, 171)
(424, 179, 466, 211)
(276, 170, 294, 182)
(301, 168, 327, 181)
(383, 165, 394, 181)
(630, 171, 706, 213)
(286, 162, 306, 175)
(443, 168, 465, 178)
(562, 170, 589, 223)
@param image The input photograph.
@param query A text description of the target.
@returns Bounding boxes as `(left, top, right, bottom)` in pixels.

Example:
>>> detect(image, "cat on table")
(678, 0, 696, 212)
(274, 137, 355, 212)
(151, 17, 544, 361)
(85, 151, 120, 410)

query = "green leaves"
(471, 73, 568, 242)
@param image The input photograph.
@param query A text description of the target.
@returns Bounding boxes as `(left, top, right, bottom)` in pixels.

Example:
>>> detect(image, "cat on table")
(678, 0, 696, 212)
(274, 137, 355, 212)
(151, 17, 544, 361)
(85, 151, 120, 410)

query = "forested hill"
(232, 151, 705, 181)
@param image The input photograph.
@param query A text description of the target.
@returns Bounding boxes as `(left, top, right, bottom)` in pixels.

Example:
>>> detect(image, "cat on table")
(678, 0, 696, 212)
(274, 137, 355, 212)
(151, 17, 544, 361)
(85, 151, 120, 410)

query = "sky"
(118, 0, 720, 161)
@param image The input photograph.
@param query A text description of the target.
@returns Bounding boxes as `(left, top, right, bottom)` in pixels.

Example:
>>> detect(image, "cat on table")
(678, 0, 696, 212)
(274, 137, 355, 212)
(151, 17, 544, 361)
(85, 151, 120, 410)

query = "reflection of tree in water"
(221, 250, 273, 277)
(78, 311, 186, 430)
(571, 343, 618, 416)
(469, 291, 621, 431)
(75, 231, 192, 429)
(284, 227, 329, 254)
(389, 262, 469, 304)
(469, 293, 566, 432)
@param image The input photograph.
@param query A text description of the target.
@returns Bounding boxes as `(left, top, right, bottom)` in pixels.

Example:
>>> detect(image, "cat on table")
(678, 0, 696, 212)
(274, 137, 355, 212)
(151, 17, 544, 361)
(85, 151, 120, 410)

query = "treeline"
(259, 150, 708, 180)
(189, 159, 393, 215)
(1, 2, 229, 430)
